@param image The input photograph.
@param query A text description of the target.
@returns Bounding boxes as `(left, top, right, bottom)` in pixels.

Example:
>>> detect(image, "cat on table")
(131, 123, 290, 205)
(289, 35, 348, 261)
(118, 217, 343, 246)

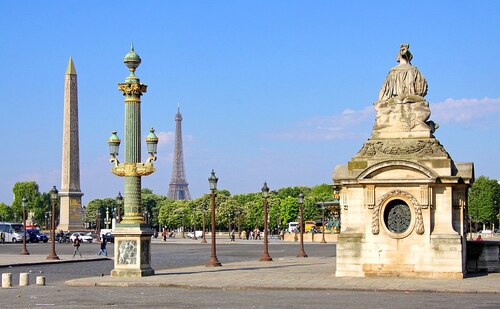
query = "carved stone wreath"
(372, 190, 424, 236)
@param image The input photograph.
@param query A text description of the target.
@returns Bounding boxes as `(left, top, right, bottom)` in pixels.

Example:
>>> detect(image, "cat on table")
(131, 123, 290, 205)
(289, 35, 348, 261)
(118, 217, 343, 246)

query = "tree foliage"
(469, 176, 500, 225)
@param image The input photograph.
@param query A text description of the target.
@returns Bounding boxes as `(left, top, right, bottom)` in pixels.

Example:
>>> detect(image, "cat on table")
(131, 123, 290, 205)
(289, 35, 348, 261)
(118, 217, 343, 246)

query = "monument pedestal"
(110, 224, 154, 277)
(57, 192, 84, 232)
(333, 45, 474, 278)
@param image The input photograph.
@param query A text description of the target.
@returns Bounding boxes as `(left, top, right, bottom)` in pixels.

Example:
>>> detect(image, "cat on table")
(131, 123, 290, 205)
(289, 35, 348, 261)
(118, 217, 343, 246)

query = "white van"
(0, 222, 24, 243)
(288, 222, 299, 233)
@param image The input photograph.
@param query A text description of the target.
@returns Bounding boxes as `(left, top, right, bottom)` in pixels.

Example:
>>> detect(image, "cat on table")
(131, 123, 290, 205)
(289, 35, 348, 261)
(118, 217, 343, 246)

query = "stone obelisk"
(58, 57, 84, 232)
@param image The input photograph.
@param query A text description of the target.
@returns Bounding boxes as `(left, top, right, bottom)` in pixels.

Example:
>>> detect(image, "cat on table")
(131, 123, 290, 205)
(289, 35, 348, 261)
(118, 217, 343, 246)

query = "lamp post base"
(46, 254, 60, 260)
(21, 250, 30, 255)
(200, 238, 207, 244)
(205, 256, 222, 267)
(320, 238, 327, 244)
(259, 254, 273, 262)
(297, 251, 308, 258)
(110, 225, 154, 278)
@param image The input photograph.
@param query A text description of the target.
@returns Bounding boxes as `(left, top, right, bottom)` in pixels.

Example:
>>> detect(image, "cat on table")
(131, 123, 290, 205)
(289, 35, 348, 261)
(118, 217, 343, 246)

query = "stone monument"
(58, 57, 84, 232)
(333, 44, 474, 278)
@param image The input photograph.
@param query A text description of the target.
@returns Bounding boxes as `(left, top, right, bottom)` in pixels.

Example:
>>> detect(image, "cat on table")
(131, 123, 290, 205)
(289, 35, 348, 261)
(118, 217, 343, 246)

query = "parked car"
(69, 232, 93, 243)
(102, 232, 114, 243)
(27, 229, 48, 243)
(478, 230, 493, 235)
(25, 229, 39, 243)
(187, 231, 203, 239)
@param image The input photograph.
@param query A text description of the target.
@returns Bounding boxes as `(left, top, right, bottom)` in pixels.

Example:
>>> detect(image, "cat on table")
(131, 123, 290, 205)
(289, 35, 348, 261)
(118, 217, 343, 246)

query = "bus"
(0, 222, 24, 243)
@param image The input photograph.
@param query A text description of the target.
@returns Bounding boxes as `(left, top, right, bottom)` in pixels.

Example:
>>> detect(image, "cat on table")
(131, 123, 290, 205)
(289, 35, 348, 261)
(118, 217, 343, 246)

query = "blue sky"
(1, 1, 499, 204)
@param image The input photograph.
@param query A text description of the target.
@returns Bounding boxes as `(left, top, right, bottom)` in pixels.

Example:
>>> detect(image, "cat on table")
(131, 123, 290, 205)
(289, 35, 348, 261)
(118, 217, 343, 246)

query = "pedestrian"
(98, 236, 108, 256)
(475, 234, 483, 241)
(249, 230, 253, 240)
(162, 228, 167, 241)
(72, 234, 82, 257)
(279, 229, 285, 241)
(0, 231, 5, 244)
(241, 230, 246, 240)
(230, 229, 235, 242)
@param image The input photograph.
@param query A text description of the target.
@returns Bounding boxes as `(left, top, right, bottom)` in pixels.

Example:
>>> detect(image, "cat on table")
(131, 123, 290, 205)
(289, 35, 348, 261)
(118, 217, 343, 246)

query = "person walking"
(230, 229, 235, 242)
(1, 231, 5, 244)
(162, 228, 167, 241)
(97, 237, 108, 256)
(72, 234, 82, 257)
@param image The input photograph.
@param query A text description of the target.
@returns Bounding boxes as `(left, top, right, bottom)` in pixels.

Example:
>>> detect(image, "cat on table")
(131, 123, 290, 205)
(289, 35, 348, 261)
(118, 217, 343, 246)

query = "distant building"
(167, 106, 191, 200)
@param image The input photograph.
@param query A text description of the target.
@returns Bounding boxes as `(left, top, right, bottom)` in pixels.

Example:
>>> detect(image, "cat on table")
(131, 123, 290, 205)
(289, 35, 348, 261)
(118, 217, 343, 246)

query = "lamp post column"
(21, 197, 29, 255)
(297, 193, 308, 258)
(206, 170, 222, 267)
(193, 209, 198, 240)
(320, 203, 327, 244)
(237, 210, 241, 239)
(259, 182, 272, 261)
(47, 186, 60, 260)
(201, 206, 207, 244)
(108, 45, 158, 277)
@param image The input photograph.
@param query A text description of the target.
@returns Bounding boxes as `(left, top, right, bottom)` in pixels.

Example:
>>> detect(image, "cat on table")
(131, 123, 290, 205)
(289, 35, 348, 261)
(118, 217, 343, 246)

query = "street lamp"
(21, 197, 29, 255)
(259, 182, 272, 262)
(297, 193, 308, 258)
(105, 207, 111, 229)
(320, 203, 327, 244)
(46, 186, 60, 260)
(236, 209, 241, 239)
(201, 205, 208, 244)
(192, 208, 198, 240)
(95, 210, 100, 236)
(181, 210, 185, 238)
(206, 170, 222, 267)
(116, 192, 123, 223)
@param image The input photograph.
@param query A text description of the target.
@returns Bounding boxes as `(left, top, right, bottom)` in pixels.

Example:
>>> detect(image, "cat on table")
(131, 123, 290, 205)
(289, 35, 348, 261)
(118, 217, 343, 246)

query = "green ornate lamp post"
(259, 182, 272, 262)
(108, 45, 158, 277)
(21, 197, 30, 255)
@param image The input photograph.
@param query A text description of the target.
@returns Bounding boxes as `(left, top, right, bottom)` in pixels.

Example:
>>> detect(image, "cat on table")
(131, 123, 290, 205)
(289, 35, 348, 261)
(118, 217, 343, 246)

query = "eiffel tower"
(167, 105, 191, 200)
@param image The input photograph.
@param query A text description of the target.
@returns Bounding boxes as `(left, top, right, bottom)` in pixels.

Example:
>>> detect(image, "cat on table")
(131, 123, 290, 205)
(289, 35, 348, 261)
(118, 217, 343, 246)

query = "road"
(0, 240, 499, 308)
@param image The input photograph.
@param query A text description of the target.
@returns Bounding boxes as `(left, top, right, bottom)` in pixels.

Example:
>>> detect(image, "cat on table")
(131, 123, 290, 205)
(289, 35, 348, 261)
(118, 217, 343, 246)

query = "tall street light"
(108, 45, 158, 277)
(46, 186, 60, 260)
(21, 197, 30, 255)
(206, 170, 222, 267)
(320, 202, 327, 244)
(236, 208, 241, 239)
(192, 207, 198, 240)
(297, 193, 308, 258)
(116, 192, 123, 223)
(201, 205, 207, 244)
(259, 182, 272, 262)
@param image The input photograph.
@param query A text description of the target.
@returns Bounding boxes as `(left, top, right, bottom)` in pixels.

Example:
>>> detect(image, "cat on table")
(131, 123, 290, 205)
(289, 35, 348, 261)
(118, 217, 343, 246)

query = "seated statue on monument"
(372, 44, 437, 138)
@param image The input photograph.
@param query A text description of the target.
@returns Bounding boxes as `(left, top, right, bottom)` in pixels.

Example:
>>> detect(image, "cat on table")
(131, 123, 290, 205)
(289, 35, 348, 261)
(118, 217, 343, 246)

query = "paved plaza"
(1, 238, 498, 295)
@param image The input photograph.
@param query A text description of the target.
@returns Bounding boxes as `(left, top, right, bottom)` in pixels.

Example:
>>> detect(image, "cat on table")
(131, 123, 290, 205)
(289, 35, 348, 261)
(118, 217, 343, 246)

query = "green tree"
(141, 188, 167, 229)
(84, 198, 116, 229)
(12, 182, 48, 225)
(469, 176, 500, 228)
(0, 202, 12, 221)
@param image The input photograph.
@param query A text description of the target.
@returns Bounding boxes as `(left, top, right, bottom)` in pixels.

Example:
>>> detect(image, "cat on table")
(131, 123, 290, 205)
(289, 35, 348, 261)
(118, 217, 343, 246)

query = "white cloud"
(431, 97, 500, 124)
(268, 105, 374, 141)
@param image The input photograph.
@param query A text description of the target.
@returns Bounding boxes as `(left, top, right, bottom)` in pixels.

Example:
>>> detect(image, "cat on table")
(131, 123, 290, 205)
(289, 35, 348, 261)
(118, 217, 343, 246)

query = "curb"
(0, 257, 111, 268)
(64, 279, 500, 294)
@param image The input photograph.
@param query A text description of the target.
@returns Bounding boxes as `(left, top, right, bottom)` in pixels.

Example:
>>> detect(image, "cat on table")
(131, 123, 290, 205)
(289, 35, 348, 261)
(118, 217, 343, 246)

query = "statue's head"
(396, 44, 413, 64)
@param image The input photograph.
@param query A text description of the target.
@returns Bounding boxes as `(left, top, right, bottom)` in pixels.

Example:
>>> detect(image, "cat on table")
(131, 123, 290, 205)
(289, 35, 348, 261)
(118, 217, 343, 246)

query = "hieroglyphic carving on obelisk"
(58, 57, 84, 231)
